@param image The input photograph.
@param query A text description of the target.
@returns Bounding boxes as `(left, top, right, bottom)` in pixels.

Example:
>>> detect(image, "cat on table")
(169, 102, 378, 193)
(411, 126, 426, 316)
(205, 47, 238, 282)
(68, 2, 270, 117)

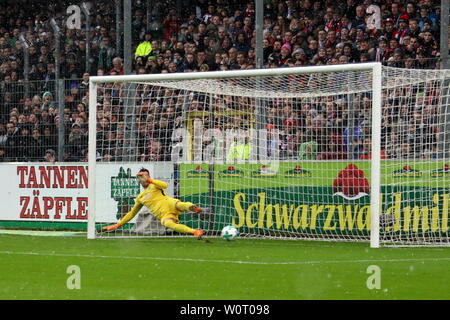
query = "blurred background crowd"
(0, 0, 446, 163)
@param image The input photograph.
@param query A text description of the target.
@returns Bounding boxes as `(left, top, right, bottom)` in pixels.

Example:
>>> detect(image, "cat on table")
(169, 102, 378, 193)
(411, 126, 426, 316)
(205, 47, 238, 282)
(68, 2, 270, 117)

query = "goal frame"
(87, 62, 383, 247)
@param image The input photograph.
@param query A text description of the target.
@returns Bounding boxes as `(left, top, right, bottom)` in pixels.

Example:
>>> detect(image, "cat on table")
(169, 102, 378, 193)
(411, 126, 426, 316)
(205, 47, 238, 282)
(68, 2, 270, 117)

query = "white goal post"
(87, 62, 450, 247)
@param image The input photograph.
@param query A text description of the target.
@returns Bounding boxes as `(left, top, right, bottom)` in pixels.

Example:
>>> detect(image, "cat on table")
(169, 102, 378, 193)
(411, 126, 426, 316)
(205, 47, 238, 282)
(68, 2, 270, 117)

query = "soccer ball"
(221, 225, 239, 241)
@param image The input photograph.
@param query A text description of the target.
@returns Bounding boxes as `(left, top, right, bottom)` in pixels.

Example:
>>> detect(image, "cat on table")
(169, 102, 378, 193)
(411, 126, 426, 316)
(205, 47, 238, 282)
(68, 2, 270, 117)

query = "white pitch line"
(0, 250, 450, 266)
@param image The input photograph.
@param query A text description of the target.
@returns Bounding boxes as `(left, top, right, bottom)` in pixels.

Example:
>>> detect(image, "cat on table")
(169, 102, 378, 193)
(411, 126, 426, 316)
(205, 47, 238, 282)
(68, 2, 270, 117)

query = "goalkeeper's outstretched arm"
(118, 201, 143, 226)
(102, 201, 143, 231)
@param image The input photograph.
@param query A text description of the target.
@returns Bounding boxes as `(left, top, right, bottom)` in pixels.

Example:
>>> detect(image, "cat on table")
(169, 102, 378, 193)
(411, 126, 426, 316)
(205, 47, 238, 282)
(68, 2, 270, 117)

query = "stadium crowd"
(0, 0, 445, 162)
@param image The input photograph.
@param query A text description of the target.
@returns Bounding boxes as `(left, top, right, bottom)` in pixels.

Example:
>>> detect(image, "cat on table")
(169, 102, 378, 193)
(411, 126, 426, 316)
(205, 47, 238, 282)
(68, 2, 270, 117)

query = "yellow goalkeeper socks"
(162, 219, 195, 235)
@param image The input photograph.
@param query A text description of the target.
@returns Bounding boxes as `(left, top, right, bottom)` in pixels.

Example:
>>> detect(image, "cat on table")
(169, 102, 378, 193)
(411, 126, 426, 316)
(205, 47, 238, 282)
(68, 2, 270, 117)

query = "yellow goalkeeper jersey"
(118, 179, 179, 224)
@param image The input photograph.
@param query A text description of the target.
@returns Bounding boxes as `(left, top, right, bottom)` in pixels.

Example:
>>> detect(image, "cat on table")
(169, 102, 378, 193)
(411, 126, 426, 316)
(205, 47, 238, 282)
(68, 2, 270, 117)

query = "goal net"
(87, 63, 450, 247)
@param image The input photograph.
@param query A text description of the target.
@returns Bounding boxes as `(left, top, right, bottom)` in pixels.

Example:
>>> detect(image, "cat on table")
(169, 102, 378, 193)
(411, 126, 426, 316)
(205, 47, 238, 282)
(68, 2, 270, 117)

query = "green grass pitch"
(0, 233, 449, 300)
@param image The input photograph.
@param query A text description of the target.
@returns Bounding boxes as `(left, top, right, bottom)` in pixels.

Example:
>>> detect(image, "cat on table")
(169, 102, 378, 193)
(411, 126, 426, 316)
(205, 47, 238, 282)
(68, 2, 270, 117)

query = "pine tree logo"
(332, 164, 369, 200)
(252, 165, 277, 177)
(218, 166, 244, 177)
(187, 165, 209, 177)
(111, 167, 141, 219)
(392, 165, 423, 178)
(284, 165, 312, 178)
(431, 163, 450, 178)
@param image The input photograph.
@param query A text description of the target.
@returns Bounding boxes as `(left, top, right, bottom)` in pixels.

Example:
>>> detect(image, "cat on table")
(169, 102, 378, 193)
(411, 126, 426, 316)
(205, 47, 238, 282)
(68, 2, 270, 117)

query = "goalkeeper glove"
(101, 223, 122, 232)
(136, 171, 153, 185)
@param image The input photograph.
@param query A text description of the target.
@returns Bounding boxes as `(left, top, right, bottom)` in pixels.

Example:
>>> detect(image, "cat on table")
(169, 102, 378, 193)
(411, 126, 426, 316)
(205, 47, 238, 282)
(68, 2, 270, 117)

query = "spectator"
(30, 128, 44, 161)
(233, 32, 250, 54)
(109, 57, 125, 75)
(97, 36, 116, 72)
(101, 131, 118, 162)
(41, 92, 55, 111)
(42, 126, 57, 151)
(180, 53, 197, 72)
(359, 137, 387, 160)
(317, 132, 347, 160)
(4, 122, 19, 161)
(163, 12, 182, 42)
(65, 123, 88, 161)
(141, 140, 164, 161)
(17, 127, 33, 161)
(304, 115, 329, 154)
(135, 31, 153, 60)
(0, 124, 7, 146)
(44, 149, 57, 163)
(155, 117, 172, 161)
(227, 136, 251, 162)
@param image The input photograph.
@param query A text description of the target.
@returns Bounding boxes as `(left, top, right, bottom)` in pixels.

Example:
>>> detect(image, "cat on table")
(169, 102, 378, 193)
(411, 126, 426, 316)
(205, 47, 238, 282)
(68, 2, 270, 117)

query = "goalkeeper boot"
(189, 205, 212, 220)
(193, 229, 205, 240)
(189, 205, 202, 213)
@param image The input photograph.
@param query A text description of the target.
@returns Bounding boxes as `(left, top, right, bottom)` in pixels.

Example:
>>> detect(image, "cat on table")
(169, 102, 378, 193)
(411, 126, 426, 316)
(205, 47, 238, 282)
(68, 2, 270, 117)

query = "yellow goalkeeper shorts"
(160, 213, 180, 224)
(156, 198, 183, 223)
(151, 198, 181, 218)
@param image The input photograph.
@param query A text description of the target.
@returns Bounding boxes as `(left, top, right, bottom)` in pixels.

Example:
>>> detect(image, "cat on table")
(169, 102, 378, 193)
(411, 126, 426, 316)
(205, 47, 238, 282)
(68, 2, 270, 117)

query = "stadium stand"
(0, 0, 445, 162)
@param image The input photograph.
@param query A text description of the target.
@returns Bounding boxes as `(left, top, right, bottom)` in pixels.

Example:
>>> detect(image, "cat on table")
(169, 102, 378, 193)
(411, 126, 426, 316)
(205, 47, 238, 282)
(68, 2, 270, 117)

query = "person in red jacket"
(162, 13, 181, 42)
(108, 57, 125, 75)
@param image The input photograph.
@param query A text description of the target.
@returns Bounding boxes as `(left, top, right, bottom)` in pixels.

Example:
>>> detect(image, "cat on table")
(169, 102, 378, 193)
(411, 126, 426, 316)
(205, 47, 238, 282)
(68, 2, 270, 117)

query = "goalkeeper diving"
(102, 168, 205, 239)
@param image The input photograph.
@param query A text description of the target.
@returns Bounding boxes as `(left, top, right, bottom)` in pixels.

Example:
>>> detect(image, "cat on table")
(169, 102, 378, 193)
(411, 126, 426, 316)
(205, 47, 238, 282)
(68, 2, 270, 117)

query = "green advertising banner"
(179, 161, 450, 238)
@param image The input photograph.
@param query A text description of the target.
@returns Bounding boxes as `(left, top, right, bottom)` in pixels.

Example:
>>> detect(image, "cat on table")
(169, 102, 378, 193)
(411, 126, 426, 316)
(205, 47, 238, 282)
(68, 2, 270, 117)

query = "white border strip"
(0, 250, 449, 265)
